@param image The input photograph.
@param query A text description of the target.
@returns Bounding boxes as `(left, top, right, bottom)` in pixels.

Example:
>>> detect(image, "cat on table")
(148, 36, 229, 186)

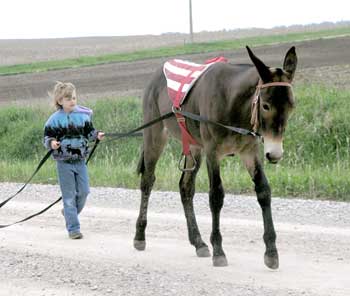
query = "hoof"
(196, 246, 211, 257)
(213, 256, 228, 267)
(134, 240, 146, 251)
(264, 253, 279, 269)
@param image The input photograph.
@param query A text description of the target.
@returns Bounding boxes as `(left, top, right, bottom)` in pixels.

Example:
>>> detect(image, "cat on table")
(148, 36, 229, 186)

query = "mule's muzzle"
(265, 152, 282, 164)
(263, 136, 283, 164)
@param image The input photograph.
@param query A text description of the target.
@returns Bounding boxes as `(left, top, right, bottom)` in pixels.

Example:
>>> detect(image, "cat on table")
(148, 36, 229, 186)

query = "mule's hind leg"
(179, 147, 210, 258)
(134, 126, 167, 251)
(206, 151, 228, 267)
(242, 155, 279, 269)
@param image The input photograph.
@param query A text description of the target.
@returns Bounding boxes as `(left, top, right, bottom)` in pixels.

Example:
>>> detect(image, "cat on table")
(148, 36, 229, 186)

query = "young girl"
(44, 82, 104, 239)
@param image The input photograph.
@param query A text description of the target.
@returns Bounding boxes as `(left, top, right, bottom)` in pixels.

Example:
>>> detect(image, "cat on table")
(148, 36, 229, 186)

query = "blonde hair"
(51, 81, 77, 110)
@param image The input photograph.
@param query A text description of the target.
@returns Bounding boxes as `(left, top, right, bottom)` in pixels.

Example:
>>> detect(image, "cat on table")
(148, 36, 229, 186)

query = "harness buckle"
(172, 106, 181, 114)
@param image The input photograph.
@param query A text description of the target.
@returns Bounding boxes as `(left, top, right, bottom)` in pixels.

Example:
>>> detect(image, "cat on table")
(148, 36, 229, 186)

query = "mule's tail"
(137, 149, 145, 175)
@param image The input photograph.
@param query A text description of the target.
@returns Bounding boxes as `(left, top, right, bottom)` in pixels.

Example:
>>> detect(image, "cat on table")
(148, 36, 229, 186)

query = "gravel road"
(1, 182, 349, 296)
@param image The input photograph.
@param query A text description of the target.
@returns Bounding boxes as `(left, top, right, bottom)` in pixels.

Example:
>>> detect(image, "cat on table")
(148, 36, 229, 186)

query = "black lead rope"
(0, 149, 53, 209)
(103, 111, 174, 143)
(177, 110, 259, 137)
(0, 196, 62, 229)
(0, 113, 173, 228)
(0, 110, 258, 228)
(0, 141, 100, 229)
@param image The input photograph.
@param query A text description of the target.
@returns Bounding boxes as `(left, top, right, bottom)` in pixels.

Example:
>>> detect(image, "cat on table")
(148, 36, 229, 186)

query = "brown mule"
(134, 46, 297, 268)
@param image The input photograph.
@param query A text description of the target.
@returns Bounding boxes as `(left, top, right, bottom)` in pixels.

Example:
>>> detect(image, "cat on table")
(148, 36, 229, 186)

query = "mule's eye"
(262, 103, 270, 111)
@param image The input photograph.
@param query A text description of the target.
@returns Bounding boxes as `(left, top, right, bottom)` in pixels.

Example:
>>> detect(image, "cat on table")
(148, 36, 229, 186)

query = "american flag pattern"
(163, 57, 227, 155)
(163, 57, 227, 108)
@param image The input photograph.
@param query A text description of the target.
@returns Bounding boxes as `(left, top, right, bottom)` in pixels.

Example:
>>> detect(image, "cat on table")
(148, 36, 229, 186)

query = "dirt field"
(1, 183, 350, 296)
(0, 23, 343, 66)
(1, 36, 350, 106)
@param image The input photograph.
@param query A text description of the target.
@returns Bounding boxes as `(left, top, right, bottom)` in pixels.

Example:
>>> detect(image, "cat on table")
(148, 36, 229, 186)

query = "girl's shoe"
(69, 232, 83, 239)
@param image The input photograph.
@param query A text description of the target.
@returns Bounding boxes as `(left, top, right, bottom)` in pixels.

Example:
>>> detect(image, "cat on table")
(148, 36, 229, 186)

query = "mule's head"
(246, 46, 297, 163)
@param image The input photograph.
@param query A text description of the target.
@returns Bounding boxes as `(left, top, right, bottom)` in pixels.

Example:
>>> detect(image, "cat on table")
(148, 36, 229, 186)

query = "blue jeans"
(56, 160, 90, 234)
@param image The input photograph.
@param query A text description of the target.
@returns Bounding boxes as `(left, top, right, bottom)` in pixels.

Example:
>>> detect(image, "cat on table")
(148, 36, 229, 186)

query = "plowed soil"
(1, 36, 350, 106)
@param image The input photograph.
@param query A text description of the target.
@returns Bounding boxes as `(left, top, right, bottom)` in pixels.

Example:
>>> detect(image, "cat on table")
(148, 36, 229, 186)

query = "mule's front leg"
(179, 151, 210, 258)
(251, 160, 279, 269)
(207, 153, 228, 267)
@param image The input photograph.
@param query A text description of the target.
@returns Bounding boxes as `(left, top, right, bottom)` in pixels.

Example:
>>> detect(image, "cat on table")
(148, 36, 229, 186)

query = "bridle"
(251, 80, 293, 133)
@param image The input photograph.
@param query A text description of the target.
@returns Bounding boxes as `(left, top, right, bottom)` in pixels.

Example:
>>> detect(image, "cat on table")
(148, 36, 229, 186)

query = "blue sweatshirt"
(44, 105, 98, 161)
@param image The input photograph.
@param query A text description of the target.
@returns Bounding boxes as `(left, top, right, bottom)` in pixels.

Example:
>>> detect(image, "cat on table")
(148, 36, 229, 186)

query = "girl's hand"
(97, 132, 105, 141)
(51, 140, 60, 150)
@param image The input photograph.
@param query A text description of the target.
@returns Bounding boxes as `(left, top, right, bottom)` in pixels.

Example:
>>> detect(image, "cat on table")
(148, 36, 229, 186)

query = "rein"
(0, 145, 98, 229)
(251, 80, 293, 133)
(0, 107, 260, 228)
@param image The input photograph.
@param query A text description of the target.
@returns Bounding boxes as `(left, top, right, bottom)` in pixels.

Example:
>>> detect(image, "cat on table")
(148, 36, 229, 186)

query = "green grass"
(1, 26, 350, 76)
(1, 84, 350, 201)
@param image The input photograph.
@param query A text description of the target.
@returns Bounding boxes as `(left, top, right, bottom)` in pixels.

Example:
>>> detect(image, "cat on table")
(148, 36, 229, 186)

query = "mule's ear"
(246, 46, 271, 82)
(283, 46, 297, 81)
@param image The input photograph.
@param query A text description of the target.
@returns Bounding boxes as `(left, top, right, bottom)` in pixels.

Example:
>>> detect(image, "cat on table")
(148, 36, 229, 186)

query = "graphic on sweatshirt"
(44, 106, 97, 161)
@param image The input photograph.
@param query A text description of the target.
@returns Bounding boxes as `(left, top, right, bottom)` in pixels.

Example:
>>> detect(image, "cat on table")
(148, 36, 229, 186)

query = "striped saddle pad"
(163, 56, 227, 108)
(162, 56, 227, 155)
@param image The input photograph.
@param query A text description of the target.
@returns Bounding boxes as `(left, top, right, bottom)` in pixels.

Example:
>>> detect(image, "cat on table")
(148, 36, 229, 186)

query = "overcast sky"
(0, 0, 349, 39)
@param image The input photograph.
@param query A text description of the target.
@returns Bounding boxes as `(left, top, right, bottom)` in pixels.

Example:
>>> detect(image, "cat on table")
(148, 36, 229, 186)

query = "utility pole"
(189, 0, 194, 43)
